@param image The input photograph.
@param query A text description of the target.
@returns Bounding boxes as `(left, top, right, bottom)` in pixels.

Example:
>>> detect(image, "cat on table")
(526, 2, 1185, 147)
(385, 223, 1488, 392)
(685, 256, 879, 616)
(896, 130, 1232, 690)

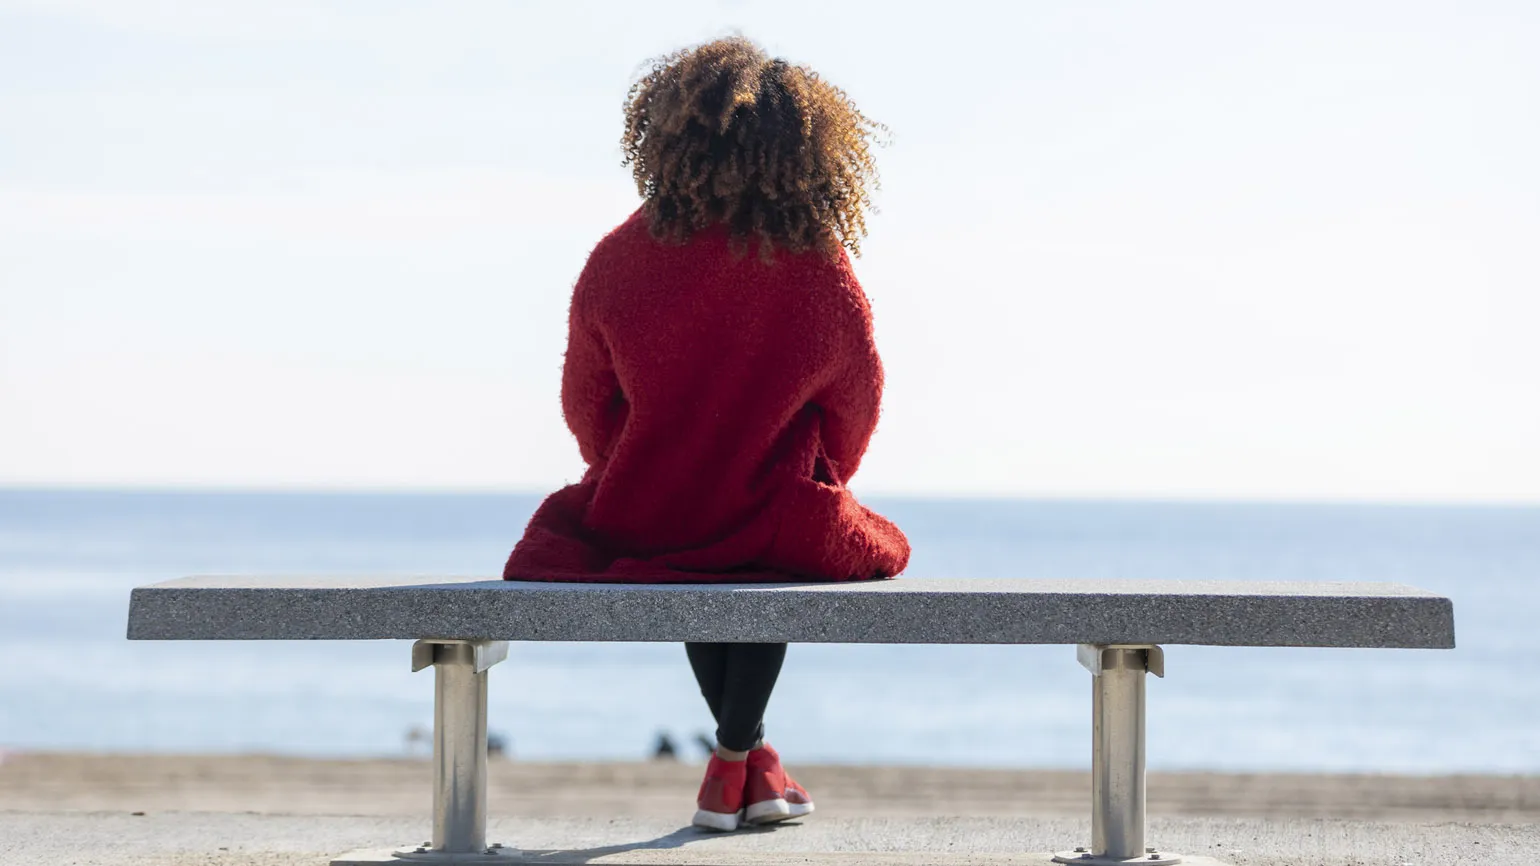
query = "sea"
(0, 489, 1534, 774)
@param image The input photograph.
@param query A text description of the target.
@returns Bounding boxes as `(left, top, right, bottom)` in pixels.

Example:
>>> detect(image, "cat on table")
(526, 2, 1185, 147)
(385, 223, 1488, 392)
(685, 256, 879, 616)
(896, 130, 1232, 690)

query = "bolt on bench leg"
(1055, 645, 1180, 866)
(333, 639, 515, 865)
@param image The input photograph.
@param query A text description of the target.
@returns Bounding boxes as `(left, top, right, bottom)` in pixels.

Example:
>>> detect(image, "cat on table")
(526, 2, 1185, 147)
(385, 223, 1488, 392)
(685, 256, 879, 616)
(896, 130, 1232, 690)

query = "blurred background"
(1, 1, 1536, 774)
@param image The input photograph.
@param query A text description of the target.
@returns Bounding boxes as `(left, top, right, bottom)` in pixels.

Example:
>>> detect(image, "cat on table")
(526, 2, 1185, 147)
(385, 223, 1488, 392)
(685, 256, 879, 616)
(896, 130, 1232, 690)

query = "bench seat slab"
(127, 576, 1455, 648)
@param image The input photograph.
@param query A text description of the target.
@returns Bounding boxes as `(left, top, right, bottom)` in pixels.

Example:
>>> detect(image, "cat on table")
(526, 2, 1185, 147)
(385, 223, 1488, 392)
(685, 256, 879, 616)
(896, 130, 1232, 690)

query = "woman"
(505, 36, 909, 831)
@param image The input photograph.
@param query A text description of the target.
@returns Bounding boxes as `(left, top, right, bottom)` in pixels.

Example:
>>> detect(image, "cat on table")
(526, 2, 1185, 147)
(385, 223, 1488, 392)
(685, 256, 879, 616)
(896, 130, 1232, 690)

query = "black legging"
(684, 642, 787, 752)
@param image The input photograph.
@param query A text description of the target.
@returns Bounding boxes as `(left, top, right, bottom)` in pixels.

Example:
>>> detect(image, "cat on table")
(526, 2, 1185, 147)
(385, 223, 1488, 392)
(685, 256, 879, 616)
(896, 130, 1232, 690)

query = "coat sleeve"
(811, 257, 885, 483)
(560, 281, 625, 467)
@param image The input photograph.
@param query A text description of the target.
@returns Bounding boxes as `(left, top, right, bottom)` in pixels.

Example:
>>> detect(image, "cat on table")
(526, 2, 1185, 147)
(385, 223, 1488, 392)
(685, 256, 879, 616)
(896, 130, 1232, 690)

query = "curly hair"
(621, 37, 885, 261)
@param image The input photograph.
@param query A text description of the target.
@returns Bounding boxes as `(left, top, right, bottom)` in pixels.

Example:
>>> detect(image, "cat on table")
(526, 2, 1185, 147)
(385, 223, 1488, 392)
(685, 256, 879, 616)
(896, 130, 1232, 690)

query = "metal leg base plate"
(330, 845, 521, 865)
(1053, 850, 1181, 866)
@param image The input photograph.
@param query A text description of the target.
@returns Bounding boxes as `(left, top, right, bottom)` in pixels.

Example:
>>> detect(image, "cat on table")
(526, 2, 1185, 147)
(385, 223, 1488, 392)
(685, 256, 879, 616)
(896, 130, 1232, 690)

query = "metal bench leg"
(335, 639, 515, 865)
(1055, 645, 1181, 866)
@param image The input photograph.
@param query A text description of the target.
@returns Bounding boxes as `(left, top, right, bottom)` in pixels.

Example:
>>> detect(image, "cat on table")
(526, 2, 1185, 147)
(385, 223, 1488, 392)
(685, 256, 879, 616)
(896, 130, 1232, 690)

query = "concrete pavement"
(4, 812, 1535, 866)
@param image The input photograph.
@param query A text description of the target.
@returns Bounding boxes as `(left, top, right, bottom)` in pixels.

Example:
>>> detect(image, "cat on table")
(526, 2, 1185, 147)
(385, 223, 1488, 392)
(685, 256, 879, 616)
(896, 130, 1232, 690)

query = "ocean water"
(0, 489, 1534, 774)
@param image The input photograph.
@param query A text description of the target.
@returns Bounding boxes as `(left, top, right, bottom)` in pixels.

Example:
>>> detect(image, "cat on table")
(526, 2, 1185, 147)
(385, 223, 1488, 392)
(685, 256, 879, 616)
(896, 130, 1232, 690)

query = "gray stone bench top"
(127, 576, 1454, 648)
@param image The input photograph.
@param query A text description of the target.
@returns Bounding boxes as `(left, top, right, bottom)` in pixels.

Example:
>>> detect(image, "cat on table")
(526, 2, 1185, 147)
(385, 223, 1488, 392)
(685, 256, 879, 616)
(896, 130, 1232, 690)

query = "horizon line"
(2, 482, 1537, 510)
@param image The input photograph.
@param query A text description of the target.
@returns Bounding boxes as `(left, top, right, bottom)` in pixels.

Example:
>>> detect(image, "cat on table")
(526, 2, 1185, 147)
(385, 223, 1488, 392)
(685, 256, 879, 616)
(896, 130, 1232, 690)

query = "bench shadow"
(513, 822, 798, 863)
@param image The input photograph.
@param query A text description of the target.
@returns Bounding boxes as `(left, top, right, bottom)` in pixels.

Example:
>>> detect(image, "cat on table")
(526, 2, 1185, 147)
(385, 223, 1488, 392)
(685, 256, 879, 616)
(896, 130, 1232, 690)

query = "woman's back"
(576, 210, 878, 556)
(507, 209, 905, 581)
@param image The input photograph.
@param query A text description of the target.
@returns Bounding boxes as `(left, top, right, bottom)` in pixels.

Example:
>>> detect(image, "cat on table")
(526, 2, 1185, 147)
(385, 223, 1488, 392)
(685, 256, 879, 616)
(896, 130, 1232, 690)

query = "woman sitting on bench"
(504, 35, 909, 832)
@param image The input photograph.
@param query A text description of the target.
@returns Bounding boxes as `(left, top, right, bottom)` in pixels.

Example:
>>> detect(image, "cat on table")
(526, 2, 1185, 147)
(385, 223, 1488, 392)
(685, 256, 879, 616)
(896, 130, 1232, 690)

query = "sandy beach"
(3, 752, 1536, 822)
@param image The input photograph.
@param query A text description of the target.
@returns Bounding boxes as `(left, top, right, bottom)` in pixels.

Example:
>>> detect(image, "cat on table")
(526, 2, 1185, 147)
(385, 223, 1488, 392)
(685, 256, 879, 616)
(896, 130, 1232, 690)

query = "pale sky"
(2, 0, 1537, 501)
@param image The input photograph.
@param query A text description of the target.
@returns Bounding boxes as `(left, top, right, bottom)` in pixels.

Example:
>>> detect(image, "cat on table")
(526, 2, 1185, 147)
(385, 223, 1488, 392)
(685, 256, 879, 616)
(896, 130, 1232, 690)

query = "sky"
(1, 1, 1537, 501)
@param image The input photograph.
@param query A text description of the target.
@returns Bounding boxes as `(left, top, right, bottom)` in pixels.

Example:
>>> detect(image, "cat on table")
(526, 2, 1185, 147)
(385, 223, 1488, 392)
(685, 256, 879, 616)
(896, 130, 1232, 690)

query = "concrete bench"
(127, 576, 1455, 866)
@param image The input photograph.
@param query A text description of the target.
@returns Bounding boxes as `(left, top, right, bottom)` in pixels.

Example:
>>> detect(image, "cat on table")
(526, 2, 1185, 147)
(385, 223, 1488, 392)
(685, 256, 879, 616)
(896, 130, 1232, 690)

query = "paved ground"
(3, 812, 1537, 866)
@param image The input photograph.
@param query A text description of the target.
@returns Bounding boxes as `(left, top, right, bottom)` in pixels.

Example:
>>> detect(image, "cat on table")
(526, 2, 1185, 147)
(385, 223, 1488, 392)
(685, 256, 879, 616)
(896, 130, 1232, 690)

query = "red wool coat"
(503, 210, 910, 583)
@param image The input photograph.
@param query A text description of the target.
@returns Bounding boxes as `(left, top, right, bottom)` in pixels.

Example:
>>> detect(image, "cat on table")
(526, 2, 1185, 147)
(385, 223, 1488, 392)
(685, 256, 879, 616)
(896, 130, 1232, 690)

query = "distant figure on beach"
(404, 724, 429, 755)
(652, 732, 680, 761)
(504, 36, 908, 831)
(487, 732, 509, 759)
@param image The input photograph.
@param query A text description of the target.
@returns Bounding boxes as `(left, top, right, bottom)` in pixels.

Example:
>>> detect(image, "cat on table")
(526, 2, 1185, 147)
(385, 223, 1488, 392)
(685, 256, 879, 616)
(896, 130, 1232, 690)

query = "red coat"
(503, 210, 910, 583)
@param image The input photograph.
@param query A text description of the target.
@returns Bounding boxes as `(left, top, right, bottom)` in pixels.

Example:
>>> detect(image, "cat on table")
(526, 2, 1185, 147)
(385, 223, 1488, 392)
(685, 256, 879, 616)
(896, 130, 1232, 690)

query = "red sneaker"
(744, 743, 815, 825)
(692, 754, 747, 831)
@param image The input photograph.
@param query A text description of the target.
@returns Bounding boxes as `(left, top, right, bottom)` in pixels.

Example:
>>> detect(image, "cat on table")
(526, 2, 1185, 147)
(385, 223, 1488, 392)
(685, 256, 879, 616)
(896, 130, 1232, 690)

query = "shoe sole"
(745, 798, 815, 825)
(692, 808, 743, 832)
